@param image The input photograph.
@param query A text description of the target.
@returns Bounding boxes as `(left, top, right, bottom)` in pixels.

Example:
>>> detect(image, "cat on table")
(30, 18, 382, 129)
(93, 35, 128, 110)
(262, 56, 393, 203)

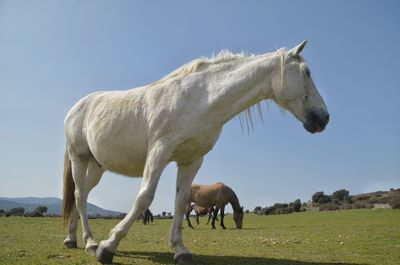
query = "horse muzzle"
(303, 111, 329, 134)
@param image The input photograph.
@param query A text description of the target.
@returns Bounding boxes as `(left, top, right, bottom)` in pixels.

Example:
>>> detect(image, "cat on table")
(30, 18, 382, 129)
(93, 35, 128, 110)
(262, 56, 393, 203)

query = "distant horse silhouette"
(142, 209, 153, 225)
(137, 209, 153, 225)
(186, 182, 243, 229)
(186, 204, 217, 227)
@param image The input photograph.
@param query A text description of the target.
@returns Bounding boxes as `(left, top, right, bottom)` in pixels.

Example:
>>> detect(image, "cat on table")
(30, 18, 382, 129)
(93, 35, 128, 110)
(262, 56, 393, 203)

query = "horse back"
(190, 183, 231, 207)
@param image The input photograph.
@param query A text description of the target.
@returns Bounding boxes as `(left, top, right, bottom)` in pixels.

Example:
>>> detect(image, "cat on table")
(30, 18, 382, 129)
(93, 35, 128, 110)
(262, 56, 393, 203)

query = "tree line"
(0, 206, 49, 217)
(253, 188, 400, 215)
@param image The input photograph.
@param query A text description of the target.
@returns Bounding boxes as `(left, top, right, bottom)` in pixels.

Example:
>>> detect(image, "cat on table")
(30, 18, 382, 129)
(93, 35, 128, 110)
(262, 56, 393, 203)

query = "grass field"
(0, 209, 399, 265)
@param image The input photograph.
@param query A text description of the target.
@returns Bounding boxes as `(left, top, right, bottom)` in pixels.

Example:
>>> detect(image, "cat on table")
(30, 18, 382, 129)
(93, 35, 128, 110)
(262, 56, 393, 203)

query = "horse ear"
(288, 40, 307, 57)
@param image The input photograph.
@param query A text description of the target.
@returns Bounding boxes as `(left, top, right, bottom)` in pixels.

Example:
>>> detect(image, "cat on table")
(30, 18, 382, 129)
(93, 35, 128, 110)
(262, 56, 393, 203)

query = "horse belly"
(87, 120, 148, 177)
(172, 129, 222, 164)
(103, 149, 147, 177)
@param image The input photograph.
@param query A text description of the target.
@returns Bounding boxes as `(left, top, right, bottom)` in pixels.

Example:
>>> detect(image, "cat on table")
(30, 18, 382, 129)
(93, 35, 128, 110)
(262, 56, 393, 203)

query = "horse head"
(233, 206, 244, 229)
(272, 41, 329, 134)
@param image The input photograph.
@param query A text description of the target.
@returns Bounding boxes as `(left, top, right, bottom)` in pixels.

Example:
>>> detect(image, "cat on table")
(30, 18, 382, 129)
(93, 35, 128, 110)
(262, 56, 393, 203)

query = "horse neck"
(227, 189, 241, 213)
(206, 53, 280, 126)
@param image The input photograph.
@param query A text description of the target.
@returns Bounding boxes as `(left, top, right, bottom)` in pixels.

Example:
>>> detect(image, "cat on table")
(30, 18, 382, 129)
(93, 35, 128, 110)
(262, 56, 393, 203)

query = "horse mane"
(149, 50, 252, 88)
(150, 49, 299, 134)
(237, 48, 291, 133)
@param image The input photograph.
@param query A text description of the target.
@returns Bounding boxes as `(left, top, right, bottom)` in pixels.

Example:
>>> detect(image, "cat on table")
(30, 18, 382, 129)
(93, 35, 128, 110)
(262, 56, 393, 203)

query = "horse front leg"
(220, 205, 226, 229)
(185, 205, 194, 229)
(211, 207, 220, 229)
(207, 211, 212, 225)
(96, 145, 170, 264)
(170, 157, 203, 265)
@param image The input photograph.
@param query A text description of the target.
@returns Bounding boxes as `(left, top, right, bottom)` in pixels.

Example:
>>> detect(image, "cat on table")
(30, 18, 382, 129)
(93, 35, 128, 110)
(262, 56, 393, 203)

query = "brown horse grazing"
(186, 182, 243, 229)
(186, 204, 217, 228)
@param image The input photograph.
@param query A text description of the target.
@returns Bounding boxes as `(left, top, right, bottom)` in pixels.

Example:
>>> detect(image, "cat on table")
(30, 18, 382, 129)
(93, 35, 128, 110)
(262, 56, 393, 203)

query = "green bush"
(389, 197, 400, 209)
(319, 203, 339, 211)
(352, 202, 373, 209)
(292, 199, 301, 212)
(312, 191, 331, 204)
(332, 189, 350, 201)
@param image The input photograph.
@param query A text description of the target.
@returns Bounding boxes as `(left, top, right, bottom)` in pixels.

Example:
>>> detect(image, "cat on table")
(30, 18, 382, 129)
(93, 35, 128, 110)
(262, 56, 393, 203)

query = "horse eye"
(305, 67, 311, 77)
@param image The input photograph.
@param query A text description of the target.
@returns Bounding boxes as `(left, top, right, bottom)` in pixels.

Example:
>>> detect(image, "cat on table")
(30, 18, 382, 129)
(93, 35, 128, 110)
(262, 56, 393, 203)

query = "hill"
(352, 189, 400, 204)
(0, 197, 124, 217)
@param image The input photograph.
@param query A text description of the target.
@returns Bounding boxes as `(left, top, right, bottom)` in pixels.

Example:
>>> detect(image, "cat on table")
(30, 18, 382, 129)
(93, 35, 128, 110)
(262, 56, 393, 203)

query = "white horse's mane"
(150, 49, 303, 134)
(150, 50, 254, 88)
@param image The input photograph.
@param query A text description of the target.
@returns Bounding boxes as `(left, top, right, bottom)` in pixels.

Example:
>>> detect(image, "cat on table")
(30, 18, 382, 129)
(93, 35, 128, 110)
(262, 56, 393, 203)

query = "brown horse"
(186, 182, 243, 229)
(186, 204, 217, 228)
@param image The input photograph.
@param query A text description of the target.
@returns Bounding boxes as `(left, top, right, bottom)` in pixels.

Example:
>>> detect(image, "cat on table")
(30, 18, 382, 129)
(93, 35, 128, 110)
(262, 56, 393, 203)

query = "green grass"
(0, 209, 399, 265)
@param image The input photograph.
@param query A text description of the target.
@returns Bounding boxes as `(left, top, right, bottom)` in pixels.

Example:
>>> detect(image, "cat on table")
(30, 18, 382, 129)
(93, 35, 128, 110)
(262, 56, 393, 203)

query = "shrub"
(352, 202, 373, 209)
(389, 197, 400, 209)
(312, 192, 324, 203)
(278, 208, 294, 214)
(292, 199, 301, 212)
(369, 195, 390, 204)
(10, 207, 25, 216)
(273, 203, 288, 209)
(262, 207, 274, 215)
(253, 206, 262, 212)
(332, 189, 350, 201)
(312, 191, 331, 204)
(342, 203, 353, 210)
(319, 203, 339, 211)
(354, 194, 370, 201)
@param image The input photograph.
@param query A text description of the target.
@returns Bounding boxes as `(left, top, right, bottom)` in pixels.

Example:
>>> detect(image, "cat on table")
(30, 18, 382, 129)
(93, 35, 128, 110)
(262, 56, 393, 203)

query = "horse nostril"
(325, 114, 330, 124)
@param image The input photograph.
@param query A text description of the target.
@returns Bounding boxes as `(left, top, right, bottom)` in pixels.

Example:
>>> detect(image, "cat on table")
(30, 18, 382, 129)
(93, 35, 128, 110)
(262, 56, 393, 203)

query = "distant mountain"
(0, 197, 124, 216)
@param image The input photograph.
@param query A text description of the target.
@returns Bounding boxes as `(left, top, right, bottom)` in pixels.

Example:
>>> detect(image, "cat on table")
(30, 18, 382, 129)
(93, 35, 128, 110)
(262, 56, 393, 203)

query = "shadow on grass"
(116, 250, 365, 265)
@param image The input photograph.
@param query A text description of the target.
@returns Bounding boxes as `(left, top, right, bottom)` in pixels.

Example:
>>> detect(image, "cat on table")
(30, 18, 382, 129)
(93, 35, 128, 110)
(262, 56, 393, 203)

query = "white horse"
(62, 41, 329, 264)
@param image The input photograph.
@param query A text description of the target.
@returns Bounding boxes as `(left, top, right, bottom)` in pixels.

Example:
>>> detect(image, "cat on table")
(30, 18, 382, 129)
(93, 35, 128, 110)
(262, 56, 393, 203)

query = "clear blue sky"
(1, 1, 399, 214)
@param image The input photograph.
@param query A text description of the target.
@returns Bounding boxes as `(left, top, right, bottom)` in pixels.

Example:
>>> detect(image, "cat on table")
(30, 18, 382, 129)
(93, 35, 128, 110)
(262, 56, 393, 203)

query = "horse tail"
(62, 147, 75, 227)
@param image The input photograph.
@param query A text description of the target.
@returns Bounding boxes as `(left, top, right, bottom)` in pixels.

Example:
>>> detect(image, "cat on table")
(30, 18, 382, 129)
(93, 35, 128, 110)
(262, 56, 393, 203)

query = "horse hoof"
(96, 245, 114, 264)
(85, 244, 98, 255)
(64, 241, 77, 249)
(174, 253, 194, 264)
(222, 226, 226, 230)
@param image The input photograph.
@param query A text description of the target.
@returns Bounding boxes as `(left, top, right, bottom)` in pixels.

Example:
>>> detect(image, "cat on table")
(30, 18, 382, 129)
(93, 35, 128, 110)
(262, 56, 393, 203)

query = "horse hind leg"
(185, 205, 194, 229)
(63, 149, 79, 249)
(64, 205, 78, 248)
(71, 156, 104, 254)
(170, 158, 203, 264)
(83, 160, 104, 250)
(207, 210, 213, 225)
